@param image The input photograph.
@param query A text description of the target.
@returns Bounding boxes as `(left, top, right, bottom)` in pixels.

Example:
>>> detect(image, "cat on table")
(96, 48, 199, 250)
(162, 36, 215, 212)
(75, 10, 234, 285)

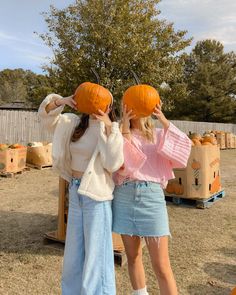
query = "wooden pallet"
(0, 167, 30, 178)
(26, 163, 52, 170)
(165, 189, 225, 209)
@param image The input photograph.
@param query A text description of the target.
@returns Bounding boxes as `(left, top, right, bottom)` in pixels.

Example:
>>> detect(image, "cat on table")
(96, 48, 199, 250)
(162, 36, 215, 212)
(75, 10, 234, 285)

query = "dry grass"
(0, 150, 235, 295)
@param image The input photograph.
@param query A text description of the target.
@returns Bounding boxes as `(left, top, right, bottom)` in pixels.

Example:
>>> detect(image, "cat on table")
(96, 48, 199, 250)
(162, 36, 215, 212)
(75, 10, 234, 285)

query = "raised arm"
(98, 121, 124, 173)
(153, 105, 191, 168)
(38, 94, 77, 133)
(156, 124, 192, 168)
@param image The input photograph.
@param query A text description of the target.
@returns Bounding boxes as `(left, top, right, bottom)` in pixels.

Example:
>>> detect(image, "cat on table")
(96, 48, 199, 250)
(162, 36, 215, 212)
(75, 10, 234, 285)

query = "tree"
(39, 0, 191, 113)
(179, 40, 236, 123)
(0, 69, 27, 104)
(0, 69, 53, 107)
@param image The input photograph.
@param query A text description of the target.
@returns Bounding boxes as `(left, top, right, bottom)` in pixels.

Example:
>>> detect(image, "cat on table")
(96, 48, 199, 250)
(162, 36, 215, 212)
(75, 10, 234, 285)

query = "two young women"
(38, 87, 191, 295)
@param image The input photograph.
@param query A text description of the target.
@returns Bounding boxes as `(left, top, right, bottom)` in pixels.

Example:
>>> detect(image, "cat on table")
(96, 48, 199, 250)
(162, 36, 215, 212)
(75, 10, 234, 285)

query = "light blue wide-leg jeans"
(61, 178, 116, 295)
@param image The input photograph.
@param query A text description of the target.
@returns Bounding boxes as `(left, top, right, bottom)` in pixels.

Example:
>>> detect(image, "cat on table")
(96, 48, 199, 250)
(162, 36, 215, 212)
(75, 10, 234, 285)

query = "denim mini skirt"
(112, 181, 170, 237)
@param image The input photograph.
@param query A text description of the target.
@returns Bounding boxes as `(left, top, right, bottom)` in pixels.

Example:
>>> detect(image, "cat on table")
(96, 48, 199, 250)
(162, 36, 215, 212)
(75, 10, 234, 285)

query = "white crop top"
(70, 118, 100, 172)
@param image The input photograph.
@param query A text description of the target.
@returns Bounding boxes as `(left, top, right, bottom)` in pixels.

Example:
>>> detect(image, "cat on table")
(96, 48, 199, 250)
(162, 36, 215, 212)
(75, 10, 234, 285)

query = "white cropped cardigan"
(38, 94, 124, 201)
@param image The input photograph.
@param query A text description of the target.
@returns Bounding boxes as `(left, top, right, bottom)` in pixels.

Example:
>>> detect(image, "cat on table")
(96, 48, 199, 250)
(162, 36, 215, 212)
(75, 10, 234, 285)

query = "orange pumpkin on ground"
(174, 183, 184, 195)
(123, 84, 160, 118)
(74, 82, 112, 115)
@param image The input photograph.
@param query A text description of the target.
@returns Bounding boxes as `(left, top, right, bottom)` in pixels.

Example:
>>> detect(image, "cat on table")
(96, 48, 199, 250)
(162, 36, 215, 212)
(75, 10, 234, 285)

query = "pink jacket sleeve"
(116, 137, 146, 177)
(156, 123, 192, 168)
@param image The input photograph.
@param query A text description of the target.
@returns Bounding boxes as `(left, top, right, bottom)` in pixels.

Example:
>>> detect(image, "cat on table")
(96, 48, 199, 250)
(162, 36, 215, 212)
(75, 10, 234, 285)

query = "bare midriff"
(72, 170, 84, 179)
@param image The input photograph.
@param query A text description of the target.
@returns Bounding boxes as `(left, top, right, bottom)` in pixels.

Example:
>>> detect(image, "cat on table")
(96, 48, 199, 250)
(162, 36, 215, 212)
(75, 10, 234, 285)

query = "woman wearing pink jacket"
(113, 104, 192, 295)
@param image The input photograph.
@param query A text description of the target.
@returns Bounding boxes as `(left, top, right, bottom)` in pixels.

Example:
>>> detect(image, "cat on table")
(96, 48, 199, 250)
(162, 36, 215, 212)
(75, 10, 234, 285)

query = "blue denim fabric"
(112, 181, 170, 237)
(62, 178, 116, 295)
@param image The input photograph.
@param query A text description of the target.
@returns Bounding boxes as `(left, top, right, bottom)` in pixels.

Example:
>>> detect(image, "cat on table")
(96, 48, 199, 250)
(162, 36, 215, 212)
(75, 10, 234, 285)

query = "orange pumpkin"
(189, 133, 202, 141)
(74, 82, 112, 115)
(9, 143, 25, 149)
(123, 84, 160, 118)
(192, 139, 201, 146)
(201, 141, 213, 146)
(202, 136, 217, 145)
(174, 183, 184, 195)
(231, 287, 236, 295)
(0, 144, 8, 151)
(165, 182, 175, 194)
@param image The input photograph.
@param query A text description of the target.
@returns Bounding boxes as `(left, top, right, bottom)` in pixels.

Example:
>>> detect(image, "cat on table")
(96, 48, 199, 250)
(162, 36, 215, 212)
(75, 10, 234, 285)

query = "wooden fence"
(0, 109, 235, 144)
(0, 110, 52, 144)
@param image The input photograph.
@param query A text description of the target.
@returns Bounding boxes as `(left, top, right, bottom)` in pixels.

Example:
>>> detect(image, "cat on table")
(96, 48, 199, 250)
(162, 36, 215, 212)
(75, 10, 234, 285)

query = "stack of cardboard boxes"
(165, 145, 221, 199)
(216, 131, 236, 149)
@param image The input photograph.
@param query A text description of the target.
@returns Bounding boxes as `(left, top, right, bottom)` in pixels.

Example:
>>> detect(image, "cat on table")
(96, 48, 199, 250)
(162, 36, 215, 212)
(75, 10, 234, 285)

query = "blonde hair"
(131, 116, 155, 143)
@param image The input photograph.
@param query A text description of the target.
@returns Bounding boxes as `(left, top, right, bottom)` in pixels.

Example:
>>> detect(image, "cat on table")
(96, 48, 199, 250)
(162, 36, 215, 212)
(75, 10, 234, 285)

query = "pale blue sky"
(0, 0, 235, 74)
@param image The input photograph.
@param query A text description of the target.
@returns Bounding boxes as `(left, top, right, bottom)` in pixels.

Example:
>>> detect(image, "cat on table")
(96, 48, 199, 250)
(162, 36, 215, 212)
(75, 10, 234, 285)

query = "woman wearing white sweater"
(38, 91, 124, 295)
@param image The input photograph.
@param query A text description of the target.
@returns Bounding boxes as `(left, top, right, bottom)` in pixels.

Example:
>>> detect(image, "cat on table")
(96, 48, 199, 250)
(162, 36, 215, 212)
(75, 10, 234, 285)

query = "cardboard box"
(216, 132, 226, 149)
(225, 132, 234, 149)
(17, 147, 27, 170)
(232, 135, 236, 149)
(0, 147, 27, 173)
(26, 143, 52, 166)
(165, 145, 221, 199)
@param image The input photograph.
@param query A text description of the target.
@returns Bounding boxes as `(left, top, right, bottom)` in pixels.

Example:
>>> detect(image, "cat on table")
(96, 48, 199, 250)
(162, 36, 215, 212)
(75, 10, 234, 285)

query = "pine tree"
(180, 40, 236, 123)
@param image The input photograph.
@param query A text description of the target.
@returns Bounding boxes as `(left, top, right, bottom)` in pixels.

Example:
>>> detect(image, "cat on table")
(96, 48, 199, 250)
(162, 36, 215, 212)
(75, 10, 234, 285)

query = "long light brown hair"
(71, 107, 117, 142)
(130, 116, 155, 143)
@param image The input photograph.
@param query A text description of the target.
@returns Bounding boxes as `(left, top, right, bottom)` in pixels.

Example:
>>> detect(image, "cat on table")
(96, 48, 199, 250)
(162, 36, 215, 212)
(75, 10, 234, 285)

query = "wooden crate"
(225, 132, 234, 149)
(26, 143, 52, 167)
(0, 147, 27, 174)
(216, 132, 226, 149)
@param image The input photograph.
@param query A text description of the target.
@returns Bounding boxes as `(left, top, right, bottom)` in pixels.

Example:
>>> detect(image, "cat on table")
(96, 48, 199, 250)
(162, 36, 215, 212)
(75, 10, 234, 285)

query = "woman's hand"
(93, 109, 112, 136)
(55, 95, 77, 110)
(152, 105, 170, 129)
(93, 109, 112, 127)
(122, 104, 136, 133)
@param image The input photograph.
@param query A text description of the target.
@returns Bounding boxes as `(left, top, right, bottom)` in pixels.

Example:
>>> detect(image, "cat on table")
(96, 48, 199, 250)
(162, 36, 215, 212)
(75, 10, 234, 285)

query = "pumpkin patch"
(189, 131, 218, 146)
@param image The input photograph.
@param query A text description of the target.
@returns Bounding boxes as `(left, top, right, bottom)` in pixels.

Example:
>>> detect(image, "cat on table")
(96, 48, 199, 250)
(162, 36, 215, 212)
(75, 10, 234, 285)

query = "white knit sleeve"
(38, 93, 65, 134)
(98, 122, 124, 173)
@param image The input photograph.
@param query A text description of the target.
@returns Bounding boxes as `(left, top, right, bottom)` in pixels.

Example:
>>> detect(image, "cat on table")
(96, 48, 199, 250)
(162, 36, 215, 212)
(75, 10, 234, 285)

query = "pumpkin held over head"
(230, 287, 236, 295)
(74, 82, 112, 115)
(123, 84, 160, 118)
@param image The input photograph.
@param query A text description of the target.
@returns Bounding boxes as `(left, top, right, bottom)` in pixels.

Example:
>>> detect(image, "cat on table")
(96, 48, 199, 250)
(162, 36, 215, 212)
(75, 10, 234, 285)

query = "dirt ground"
(0, 150, 235, 295)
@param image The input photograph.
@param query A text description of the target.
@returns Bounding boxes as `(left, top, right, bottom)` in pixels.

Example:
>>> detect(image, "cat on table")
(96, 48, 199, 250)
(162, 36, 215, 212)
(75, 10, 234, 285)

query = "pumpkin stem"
(130, 70, 140, 85)
(91, 68, 100, 84)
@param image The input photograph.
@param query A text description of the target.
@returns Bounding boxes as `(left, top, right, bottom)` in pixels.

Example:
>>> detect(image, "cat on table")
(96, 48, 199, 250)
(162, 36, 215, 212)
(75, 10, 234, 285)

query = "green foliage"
(0, 69, 27, 104)
(39, 0, 191, 113)
(0, 69, 53, 107)
(179, 40, 236, 123)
